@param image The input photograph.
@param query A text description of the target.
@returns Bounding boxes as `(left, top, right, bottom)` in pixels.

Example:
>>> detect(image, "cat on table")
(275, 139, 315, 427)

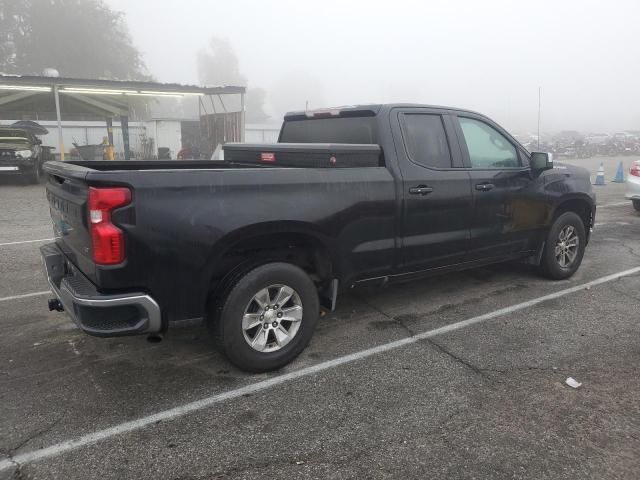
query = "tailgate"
(44, 162, 96, 279)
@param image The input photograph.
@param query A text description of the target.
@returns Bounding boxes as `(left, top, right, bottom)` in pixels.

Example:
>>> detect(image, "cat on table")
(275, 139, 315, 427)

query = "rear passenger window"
(280, 117, 377, 144)
(400, 114, 452, 169)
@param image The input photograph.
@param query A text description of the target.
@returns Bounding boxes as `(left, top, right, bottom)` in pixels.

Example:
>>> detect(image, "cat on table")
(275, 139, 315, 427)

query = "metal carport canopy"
(0, 74, 246, 160)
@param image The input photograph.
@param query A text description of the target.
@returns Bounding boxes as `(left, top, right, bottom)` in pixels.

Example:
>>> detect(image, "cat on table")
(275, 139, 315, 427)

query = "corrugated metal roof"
(0, 74, 245, 95)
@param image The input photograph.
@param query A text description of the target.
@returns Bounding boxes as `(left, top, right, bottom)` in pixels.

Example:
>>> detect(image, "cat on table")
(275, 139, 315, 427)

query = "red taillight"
(88, 187, 131, 265)
(630, 164, 640, 177)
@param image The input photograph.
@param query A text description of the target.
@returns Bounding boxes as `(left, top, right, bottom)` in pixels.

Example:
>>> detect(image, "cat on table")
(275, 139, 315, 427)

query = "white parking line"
(594, 221, 630, 227)
(1, 265, 639, 472)
(0, 238, 54, 247)
(598, 201, 630, 208)
(0, 291, 50, 303)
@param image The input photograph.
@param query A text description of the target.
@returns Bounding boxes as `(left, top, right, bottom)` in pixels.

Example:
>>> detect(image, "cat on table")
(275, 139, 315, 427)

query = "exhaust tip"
(146, 334, 163, 343)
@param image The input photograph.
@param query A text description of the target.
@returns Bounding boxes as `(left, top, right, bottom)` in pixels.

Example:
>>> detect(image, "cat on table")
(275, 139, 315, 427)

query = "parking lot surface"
(1, 158, 639, 479)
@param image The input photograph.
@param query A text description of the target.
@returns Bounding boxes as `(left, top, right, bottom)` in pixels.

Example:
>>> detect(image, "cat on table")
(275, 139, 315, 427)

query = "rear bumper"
(40, 242, 161, 337)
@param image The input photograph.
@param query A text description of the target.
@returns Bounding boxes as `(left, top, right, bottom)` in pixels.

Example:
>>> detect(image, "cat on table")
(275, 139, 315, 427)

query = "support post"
(537, 86, 542, 150)
(198, 98, 203, 153)
(240, 92, 246, 142)
(120, 115, 130, 160)
(53, 85, 65, 161)
(105, 117, 114, 160)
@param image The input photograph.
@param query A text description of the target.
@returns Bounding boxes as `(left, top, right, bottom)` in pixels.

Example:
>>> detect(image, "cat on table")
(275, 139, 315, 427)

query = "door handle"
(409, 185, 433, 195)
(475, 183, 495, 191)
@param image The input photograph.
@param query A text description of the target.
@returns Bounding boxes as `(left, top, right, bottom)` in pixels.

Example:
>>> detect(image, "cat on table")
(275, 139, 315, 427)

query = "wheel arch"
(550, 195, 595, 238)
(202, 221, 338, 311)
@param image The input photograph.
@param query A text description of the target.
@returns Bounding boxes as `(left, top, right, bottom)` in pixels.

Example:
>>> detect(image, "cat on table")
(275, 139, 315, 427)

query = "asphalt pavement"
(0, 160, 639, 479)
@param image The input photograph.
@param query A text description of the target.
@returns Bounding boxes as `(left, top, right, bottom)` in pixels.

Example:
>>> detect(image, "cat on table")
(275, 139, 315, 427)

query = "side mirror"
(530, 151, 553, 171)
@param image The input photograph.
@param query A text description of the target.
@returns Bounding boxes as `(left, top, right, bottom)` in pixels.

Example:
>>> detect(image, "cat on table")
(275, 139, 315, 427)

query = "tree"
(0, 1, 27, 73)
(0, 0, 147, 80)
(269, 70, 326, 119)
(245, 88, 269, 123)
(197, 36, 269, 122)
(197, 36, 246, 87)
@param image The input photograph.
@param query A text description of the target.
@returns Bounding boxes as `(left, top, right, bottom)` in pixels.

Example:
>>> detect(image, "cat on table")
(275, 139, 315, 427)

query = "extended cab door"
(452, 114, 545, 260)
(391, 108, 473, 272)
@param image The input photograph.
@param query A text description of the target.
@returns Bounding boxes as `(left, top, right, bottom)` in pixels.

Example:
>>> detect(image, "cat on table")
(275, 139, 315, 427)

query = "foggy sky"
(106, 0, 640, 134)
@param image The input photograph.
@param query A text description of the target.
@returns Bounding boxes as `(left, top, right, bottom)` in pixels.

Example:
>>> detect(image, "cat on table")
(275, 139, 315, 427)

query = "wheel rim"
(242, 284, 303, 353)
(554, 225, 579, 268)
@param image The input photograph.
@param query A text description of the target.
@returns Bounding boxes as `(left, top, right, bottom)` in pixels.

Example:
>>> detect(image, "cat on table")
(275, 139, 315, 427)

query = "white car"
(627, 160, 640, 211)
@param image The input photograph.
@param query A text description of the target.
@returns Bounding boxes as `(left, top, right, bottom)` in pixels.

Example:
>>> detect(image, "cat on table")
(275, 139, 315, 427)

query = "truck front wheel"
(208, 262, 320, 372)
(538, 211, 586, 280)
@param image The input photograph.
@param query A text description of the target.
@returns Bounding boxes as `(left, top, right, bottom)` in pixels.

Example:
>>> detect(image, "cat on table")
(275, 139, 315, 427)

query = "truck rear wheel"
(633, 199, 640, 212)
(538, 211, 586, 280)
(208, 262, 320, 372)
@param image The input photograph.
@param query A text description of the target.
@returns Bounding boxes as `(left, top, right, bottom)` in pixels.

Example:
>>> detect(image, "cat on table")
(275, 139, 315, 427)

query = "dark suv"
(0, 122, 52, 183)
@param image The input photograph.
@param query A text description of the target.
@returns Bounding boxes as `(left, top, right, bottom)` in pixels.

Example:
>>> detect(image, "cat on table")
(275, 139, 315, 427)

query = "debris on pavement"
(565, 377, 582, 389)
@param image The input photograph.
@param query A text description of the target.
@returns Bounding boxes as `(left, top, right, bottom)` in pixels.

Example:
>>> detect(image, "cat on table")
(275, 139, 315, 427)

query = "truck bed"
(42, 156, 396, 325)
(52, 143, 381, 175)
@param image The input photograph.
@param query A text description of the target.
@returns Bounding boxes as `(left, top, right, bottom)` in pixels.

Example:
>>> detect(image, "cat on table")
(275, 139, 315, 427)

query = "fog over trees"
(3, 0, 640, 133)
(0, 0, 147, 80)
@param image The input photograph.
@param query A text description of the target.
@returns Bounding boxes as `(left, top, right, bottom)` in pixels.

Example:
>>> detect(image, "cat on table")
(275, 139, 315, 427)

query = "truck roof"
(284, 103, 487, 120)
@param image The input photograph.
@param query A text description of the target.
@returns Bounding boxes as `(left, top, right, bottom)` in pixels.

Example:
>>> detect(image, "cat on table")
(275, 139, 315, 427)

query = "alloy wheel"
(242, 284, 303, 352)
(555, 225, 579, 268)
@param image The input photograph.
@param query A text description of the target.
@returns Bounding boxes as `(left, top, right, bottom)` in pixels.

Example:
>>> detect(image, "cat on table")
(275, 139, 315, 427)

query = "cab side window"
(459, 117, 519, 169)
(400, 114, 453, 169)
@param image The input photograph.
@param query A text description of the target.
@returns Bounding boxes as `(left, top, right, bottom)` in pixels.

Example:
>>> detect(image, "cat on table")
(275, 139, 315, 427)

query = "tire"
(633, 199, 640, 212)
(23, 164, 42, 185)
(208, 262, 320, 372)
(538, 211, 586, 280)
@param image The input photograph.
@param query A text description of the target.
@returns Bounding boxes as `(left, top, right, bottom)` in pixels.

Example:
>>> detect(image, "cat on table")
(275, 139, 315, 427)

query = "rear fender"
(200, 221, 338, 309)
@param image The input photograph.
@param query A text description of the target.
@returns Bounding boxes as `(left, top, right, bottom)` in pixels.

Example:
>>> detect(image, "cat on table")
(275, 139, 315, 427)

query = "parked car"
(40, 104, 596, 372)
(0, 122, 53, 183)
(627, 160, 640, 211)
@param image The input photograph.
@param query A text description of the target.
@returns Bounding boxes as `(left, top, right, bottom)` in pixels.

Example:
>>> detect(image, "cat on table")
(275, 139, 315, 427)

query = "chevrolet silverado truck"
(41, 104, 596, 372)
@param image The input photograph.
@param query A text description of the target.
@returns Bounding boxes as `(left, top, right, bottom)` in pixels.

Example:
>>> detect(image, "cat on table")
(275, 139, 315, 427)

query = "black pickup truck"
(41, 104, 596, 372)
